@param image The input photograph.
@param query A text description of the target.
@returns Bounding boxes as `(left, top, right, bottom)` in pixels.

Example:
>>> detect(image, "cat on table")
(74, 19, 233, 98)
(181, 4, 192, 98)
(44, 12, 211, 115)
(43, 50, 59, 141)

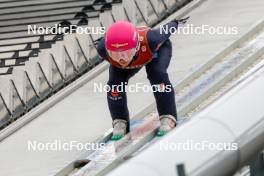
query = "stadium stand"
(0, 0, 120, 75)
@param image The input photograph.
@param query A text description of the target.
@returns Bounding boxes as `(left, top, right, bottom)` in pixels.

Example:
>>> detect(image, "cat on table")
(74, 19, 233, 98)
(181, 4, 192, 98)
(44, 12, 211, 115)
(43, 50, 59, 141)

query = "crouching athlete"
(97, 17, 189, 140)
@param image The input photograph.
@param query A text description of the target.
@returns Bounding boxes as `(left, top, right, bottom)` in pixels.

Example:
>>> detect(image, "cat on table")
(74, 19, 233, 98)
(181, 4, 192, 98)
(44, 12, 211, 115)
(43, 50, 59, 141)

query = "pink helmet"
(106, 20, 139, 51)
(105, 21, 139, 67)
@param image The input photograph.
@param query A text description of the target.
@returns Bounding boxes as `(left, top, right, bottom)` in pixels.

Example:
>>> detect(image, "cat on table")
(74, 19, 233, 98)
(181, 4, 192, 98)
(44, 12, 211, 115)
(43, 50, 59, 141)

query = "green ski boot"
(157, 115, 176, 137)
(111, 119, 127, 141)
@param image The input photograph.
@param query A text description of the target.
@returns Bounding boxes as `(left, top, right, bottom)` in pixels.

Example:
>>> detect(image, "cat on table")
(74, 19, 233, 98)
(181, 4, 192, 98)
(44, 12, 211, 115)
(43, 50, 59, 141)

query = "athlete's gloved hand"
(171, 16, 190, 27)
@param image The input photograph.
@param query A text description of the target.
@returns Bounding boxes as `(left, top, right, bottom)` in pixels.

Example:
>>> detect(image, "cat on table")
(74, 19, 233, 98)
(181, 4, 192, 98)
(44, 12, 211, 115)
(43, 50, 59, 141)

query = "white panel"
(75, 31, 92, 60)
(12, 67, 39, 110)
(0, 93, 10, 128)
(163, 0, 177, 9)
(112, 4, 128, 21)
(135, 0, 158, 25)
(25, 60, 51, 99)
(38, 51, 64, 90)
(25, 60, 39, 94)
(50, 41, 76, 81)
(149, 0, 166, 16)
(122, 0, 145, 25)
(99, 11, 115, 30)
(36, 63, 52, 99)
(63, 46, 77, 81)
(50, 55, 64, 90)
(0, 78, 12, 112)
(38, 52, 52, 83)
(12, 68, 25, 99)
(64, 34, 88, 73)
(0, 77, 25, 118)
(10, 80, 25, 118)
(88, 18, 103, 42)
(50, 41, 65, 76)
(24, 72, 39, 109)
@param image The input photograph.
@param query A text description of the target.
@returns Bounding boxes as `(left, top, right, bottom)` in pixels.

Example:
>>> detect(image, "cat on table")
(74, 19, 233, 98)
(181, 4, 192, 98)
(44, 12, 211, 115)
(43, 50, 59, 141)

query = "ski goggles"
(107, 35, 140, 63)
(107, 48, 137, 63)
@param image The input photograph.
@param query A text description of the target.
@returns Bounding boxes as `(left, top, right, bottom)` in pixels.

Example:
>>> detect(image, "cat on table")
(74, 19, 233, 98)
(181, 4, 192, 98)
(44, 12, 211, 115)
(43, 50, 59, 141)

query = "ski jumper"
(97, 21, 178, 128)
